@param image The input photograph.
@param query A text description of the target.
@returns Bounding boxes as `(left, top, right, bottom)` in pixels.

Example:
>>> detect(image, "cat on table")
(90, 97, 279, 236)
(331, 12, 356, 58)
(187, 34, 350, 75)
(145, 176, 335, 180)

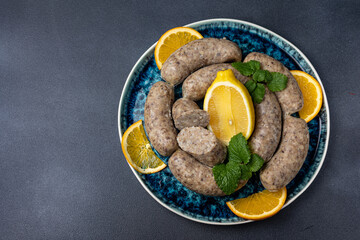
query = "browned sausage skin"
(144, 81, 178, 156)
(244, 52, 304, 114)
(161, 38, 242, 86)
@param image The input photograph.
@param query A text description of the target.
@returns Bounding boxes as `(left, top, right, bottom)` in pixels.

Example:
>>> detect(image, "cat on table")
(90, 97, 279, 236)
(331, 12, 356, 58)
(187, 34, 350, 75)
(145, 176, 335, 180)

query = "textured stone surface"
(0, 0, 359, 239)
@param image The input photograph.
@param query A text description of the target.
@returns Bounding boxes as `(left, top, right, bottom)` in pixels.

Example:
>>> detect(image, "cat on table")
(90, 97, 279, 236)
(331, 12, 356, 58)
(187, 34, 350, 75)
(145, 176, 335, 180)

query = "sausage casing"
(169, 149, 247, 196)
(244, 52, 304, 114)
(144, 81, 178, 156)
(182, 63, 250, 101)
(260, 116, 309, 191)
(161, 38, 242, 86)
(248, 87, 282, 162)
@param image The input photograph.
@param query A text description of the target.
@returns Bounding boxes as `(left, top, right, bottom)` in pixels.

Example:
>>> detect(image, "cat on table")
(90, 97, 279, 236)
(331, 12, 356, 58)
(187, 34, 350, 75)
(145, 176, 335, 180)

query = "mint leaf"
(248, 154, 264, 172)
(240, 165, 252, 180)
(213, 133, 253, 194)
(213, 133, 265, 194)
(251, 83, 265, 104)
(264, 70, 273, 83)
(253, 69, 268, 83)
(231, 62, 254, 76)
(247, 60, 261, 72)
(232, 59, 288, 104)
(228, 133, 251, 164)
(268, 72, 288, 92)
(231, 60, 260, 76)
(245, 80, 256, 93)
(212, 161, 241, 195)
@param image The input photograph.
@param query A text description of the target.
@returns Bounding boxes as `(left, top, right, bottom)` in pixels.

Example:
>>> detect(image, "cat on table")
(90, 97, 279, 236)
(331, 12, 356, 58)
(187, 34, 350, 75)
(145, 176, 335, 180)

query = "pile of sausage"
(144, 38, 309, 196)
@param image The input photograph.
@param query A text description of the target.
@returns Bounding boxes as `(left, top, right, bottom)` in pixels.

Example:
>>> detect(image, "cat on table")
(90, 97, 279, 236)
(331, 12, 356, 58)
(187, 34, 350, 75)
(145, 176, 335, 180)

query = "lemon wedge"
(203, 69, 255, 144)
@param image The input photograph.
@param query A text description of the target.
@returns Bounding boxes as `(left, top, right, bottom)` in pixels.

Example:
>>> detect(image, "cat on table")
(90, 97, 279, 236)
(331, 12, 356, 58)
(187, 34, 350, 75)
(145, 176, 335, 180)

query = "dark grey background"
(1, 0, 359, 239)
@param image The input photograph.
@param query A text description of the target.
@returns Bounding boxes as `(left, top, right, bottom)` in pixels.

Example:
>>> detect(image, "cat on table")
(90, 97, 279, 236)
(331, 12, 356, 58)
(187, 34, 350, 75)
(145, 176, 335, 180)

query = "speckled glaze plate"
(117, 19, 330, 225)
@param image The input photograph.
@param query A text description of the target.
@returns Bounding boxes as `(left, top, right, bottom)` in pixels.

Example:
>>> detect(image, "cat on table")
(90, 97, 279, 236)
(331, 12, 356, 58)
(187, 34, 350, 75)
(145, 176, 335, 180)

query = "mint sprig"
(231, 60, 260, 76)
(212, 162, 241, 195)
(227, 132, 251, 164)
(252, 83, 265, 104)
(248, 154, 264, 172)
(244, 80, 256, 93)
(231, 60, 288, 103)
(268, 72, 288, 92)
(253, 69, 272, 83)
(212, 133, 265, 195)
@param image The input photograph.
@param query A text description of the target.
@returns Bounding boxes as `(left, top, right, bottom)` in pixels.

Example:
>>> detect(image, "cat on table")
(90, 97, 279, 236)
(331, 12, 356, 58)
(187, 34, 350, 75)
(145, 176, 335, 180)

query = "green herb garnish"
(212, 161, 242, 195)
(252, 83, 266, 104)
(212, 133, 264, 195)
(231, 60, 260, 76)
(268, 72, 288, 92)
(247, 154, 264, 172)
(253, 69, 272, 83)
(231, 60, 288, 103)
(227, 131, 251, 164)
(244, 80, 257, 93)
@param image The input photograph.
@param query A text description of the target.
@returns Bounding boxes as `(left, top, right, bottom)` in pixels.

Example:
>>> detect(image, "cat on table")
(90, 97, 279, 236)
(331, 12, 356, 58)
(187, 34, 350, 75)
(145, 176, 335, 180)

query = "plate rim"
(117, 18, 330, 225)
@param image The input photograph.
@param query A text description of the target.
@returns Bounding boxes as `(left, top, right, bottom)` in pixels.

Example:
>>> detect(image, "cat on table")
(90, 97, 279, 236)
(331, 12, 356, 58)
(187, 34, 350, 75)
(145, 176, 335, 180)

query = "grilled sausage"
(172, 98, 209, 130)
(182, 63, 250, 101)
(177, 127, 226, 167)
(144, 81, 178, 156)
(161, 38, 242, 86)
(169, 149, 247, 196)
(260, 115, 309, 191)
(244, 52, 304, 114)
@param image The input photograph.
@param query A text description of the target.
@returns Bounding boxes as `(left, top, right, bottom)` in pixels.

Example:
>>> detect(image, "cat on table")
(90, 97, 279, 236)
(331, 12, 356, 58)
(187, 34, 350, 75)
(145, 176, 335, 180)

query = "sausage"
(248, 87, 282, 162)
(177, 127, 226, 167)
(161, 38, 242, 86)
(172, 98, 209, 130)
(260, 115, 309, 191)
(144, 81, 178, 156)
(169, 149, 247, 196)
(182, 63, 251, 101)
(172, 98, 200, 119)
(181, 62, 281, 162)
(169, 150, 224, 196)
(243, 52, 304, 114)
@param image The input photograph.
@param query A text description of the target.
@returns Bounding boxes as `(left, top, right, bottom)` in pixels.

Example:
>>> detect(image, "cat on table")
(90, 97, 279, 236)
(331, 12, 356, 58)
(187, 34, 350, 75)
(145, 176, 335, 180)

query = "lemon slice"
(226, 187, 287, 220)
(121, 120, 166, 174)
(203, 69, 255, 144)
(154, 27, 203, 69)
(291, 70, 323, 123)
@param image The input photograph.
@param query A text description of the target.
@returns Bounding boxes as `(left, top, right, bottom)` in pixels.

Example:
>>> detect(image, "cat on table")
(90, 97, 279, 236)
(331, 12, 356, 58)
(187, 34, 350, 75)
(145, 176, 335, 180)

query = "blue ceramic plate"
(117, 19, 330, 225)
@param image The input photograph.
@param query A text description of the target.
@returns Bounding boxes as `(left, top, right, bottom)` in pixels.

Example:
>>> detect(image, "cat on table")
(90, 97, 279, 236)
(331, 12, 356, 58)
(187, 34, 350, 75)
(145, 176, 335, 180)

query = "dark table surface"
(1, 0, 359, 239)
